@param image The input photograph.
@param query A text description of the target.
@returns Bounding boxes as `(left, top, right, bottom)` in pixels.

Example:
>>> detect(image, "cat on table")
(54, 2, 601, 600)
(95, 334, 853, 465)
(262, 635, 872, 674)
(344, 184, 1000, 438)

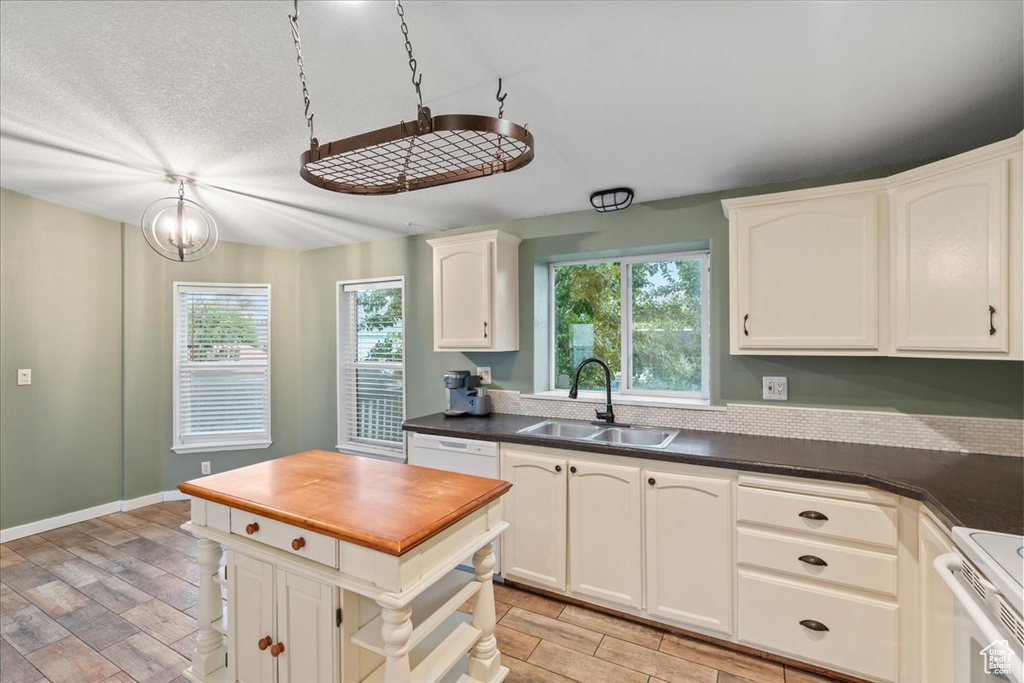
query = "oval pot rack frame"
(288, 0, 535, 196)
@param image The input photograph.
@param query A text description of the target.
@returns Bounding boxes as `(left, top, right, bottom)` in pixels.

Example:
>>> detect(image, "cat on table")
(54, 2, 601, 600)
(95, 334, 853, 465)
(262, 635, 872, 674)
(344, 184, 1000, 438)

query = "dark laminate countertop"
(403, 412, 1024, 536)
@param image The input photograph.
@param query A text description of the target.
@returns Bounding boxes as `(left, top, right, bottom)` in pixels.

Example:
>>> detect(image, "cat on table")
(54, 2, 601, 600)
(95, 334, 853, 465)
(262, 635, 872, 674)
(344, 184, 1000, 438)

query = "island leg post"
(380, 603, 413, 683)
(468, 542, 502, 682)
(185, 537, 226, 682)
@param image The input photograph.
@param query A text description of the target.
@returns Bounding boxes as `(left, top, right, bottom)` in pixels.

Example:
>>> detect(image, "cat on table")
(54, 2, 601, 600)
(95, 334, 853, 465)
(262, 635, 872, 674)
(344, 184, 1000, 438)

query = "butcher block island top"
(177, 449, 512, 555)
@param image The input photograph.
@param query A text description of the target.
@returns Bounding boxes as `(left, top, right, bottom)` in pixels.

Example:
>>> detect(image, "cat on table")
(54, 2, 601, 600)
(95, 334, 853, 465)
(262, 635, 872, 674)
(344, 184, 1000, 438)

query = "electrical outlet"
(201, 461, 211, 475)
(476, 367, 492, 385)
(17, 369, 31, 386)
(762, 376, 788, 401)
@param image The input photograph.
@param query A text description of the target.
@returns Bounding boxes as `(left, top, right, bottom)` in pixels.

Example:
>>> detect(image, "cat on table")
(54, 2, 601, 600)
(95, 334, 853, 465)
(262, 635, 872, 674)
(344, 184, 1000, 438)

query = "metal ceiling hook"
(496, 78, 507, 119)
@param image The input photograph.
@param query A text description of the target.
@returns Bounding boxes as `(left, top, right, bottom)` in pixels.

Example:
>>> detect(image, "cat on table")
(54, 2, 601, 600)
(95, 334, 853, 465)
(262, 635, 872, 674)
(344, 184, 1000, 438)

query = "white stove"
(935, 528, 1024, 682)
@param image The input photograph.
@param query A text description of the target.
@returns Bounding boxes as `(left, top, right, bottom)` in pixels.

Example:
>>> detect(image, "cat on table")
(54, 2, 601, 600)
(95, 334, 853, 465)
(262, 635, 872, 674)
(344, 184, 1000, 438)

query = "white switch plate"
(476, 367, 492, 385)
(201, 461, 211, 475)
(762, 376, 788, 400)
(17, 369, 31, 386)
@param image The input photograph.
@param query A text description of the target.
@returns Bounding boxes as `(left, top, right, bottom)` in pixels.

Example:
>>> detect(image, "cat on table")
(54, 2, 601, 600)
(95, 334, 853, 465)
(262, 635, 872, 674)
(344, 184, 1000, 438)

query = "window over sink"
(549, 251, 710, 402)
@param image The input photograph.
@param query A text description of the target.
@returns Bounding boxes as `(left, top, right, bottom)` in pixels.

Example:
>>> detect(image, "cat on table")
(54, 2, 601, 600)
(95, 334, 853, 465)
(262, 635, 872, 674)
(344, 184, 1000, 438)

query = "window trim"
(548, 251, 710, 402)
(172, 281, 273, 455)
(335, 276, 407, 462)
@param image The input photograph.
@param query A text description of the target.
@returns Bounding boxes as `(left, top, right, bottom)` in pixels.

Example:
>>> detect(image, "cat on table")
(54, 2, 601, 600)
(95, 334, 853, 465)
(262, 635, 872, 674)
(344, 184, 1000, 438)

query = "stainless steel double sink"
(517, 419, 679, 449)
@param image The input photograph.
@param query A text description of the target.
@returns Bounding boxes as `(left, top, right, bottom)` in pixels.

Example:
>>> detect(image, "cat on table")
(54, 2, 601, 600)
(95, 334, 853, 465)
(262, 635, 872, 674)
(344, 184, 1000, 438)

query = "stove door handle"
(933, 553, 1011, 654)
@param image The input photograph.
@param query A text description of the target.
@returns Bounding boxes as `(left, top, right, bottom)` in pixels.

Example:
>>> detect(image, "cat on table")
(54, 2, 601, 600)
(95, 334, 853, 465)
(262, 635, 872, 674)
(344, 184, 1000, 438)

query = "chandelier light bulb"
(141, 181, 218, 262)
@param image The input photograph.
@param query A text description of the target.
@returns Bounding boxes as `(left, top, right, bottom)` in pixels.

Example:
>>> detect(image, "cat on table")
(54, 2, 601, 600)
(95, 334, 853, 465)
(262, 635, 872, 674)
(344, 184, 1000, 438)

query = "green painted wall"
(297, 163, 1024, 451)
(122, 228, 304, 498)
(0, 189, 124, 528)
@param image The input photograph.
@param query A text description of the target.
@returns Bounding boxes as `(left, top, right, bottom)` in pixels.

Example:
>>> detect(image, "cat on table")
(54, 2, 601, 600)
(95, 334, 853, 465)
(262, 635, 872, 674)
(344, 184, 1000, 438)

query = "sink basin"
(588, 426, 679, 449)
(518, 420, 604, 440)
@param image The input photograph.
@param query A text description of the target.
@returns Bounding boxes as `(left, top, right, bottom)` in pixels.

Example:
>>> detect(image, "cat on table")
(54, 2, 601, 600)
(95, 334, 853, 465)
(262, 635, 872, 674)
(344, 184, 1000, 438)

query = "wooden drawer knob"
(245, 522, 260, 535)
(257, 636, 272, 651)
(291, 537, 306, 551)
(270, 642, 285, 657)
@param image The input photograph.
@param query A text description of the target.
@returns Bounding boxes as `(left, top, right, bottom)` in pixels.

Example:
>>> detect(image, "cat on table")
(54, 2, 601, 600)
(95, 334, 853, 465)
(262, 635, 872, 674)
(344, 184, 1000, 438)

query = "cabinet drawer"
(737, 487, 897, 548)
(230, 510, 338, 568)
(738, 571, 897, 682)
(737, 528, 897, 596)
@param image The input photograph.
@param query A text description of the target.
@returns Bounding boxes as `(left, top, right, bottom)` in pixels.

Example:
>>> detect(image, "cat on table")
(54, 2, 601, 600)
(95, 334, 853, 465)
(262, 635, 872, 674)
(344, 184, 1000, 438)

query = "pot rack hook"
(496, 78, 507, 119)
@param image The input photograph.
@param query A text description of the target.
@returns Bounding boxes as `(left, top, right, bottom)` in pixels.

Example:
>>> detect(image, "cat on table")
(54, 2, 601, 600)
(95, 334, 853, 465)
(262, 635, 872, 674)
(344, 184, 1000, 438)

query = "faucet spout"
(567, 357, 619, 425)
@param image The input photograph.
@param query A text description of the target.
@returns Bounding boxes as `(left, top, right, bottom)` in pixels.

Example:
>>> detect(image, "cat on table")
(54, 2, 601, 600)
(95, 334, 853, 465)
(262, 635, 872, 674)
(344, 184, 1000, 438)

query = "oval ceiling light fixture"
(287, 0, 535, 196)
(590, 187, 634, 213)
(141, 180, 218, 262)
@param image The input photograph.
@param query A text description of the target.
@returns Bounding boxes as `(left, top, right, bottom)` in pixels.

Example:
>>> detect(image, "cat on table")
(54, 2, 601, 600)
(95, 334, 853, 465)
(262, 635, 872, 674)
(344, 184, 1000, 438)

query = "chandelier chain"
(289, 0, 317, 147)
(395, 0, 424, 111)
(177, 181, 184, 199)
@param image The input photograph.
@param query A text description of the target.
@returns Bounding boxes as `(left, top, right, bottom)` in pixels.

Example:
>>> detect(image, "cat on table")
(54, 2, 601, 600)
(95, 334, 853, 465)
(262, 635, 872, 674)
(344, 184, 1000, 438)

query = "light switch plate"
(476, 367, 492, 385)
(762, 376, 788, 400)
(201, 461, 211, 475)
(17, 369, 31, 386)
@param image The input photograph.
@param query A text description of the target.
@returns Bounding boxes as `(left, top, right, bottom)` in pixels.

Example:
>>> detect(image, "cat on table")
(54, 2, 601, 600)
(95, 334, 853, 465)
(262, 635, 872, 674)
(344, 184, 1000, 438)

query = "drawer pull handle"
(989, 305, 996, 335)
(799, 619, 829, 633)
(258, 636, 272, 651)
(245, 522, 260, 535)
(270, 642, 285, 657)
(798, 554, 828, 567)
(291, 537, 306, 551)
(648, 477, 656, 486)
(798, 510, 828, 521)
(555, 465, 562, 472)
(743, 313, 749, 336)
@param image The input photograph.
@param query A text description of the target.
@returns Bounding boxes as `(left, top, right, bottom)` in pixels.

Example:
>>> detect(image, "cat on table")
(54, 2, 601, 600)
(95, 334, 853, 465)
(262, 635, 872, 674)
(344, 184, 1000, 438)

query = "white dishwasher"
(409, 432, 502, 575)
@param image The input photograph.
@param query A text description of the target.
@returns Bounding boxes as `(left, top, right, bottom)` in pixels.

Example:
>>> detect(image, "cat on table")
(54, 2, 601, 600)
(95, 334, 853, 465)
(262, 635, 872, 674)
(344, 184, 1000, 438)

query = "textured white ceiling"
(1, 0, 1021, 250)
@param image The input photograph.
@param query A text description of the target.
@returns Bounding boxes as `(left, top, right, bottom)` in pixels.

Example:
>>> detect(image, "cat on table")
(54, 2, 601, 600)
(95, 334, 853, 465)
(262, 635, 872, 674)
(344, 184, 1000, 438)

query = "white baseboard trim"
(2, 490, 192, 543)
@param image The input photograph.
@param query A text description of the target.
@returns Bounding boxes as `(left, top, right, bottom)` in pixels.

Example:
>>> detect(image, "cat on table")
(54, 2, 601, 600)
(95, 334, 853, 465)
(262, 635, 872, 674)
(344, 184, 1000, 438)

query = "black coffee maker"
(443, 370, 491, 417)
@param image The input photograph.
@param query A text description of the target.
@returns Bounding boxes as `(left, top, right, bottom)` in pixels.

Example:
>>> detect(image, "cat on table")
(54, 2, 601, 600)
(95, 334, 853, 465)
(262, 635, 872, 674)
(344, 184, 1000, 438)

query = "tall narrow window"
(338, 278, 405, 459)
(173, 283, 272, 453)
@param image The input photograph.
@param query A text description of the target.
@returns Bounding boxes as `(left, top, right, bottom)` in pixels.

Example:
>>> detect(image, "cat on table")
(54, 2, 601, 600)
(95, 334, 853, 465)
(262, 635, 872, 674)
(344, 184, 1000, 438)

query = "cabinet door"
(501, 449, 567, 591)
(275, 569, 338, 683)
(919, 516, 955, 683)
(645, 471, 732, 633)
(892, 158, 1010, 353)
(433, 239, 493, 349)
(228, 552, 275, 683)
(568, 460, 642, 609)
(733, 193, 879, 350)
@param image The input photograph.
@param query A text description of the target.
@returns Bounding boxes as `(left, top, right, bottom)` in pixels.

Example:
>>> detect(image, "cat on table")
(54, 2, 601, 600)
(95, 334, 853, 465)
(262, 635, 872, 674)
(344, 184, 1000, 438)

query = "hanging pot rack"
(288, 0, 535, 196)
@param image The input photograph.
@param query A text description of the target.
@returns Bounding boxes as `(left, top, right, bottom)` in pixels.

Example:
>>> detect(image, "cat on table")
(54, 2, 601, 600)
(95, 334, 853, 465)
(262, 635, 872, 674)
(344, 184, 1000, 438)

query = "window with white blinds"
(337, 278, 405, 459)
(172, 283, 272, 454)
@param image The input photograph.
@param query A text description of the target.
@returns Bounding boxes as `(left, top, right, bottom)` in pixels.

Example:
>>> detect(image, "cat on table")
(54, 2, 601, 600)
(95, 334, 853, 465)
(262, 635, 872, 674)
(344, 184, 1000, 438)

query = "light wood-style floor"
(1, 501, 843, 683)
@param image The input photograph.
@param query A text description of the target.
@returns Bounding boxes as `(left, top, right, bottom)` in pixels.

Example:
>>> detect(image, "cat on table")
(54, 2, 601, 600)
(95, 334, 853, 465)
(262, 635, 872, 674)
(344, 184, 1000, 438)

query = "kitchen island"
(177, 450, 512, 683)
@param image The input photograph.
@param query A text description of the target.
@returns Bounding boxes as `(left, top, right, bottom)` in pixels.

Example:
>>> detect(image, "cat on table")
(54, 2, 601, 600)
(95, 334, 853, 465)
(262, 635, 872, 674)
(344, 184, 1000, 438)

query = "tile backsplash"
(487, 391, 1024, 457)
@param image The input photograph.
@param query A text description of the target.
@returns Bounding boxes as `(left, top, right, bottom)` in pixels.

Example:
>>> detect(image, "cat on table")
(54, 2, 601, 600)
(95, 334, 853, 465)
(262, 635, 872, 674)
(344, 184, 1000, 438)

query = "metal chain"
(495, 78, 507, 119)
(288, 0, 317, 147)
(177, 181, 185, 199)
(395, 0, 423, 111)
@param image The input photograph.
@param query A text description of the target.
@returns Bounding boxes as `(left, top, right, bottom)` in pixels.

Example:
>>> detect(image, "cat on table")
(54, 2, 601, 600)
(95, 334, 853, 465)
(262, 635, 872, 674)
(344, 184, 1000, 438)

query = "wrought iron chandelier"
(140, 180, 218, 262)
(288, 0, 535, 196)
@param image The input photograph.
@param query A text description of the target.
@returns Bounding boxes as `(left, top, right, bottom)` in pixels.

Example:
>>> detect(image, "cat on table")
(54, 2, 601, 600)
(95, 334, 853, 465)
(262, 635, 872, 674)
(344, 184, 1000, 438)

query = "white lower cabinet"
(918, 515, 955, 683)
(568, 460, 642, 609)
(644, 470, 732, 632)
(228, 551, 339, 683)
(501, 448, 567, 591)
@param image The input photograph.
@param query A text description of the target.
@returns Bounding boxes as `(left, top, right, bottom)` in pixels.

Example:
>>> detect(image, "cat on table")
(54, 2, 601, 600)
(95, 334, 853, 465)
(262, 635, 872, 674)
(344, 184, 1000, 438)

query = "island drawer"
(230, 510, 338, 568)
(737, 487, 897, 548)
(737, 528, 897, 595)
(738, 570, 897, 682)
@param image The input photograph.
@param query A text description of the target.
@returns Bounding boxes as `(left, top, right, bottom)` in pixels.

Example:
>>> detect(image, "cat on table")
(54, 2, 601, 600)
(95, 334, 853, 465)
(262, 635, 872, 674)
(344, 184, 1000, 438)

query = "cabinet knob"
(799, 619, 829, 633)
(270, 642, 285, 657)
(291, 537, 306, 551)
(257, 636, 272, 651)
(648, 477, 656, 486)
(569, 466, 577, 474)
(554, 465, 562, 472)
(245, 522, 259, 535)
(798, 510, 828, 521)
(798, 554, 828, 567)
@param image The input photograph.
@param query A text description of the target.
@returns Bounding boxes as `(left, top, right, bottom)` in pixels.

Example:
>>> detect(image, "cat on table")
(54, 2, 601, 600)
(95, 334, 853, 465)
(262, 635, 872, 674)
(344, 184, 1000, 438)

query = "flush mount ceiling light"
(141, 180, 218, 262)
(590, 187, 634, 213)
(287, 0, 535, 196)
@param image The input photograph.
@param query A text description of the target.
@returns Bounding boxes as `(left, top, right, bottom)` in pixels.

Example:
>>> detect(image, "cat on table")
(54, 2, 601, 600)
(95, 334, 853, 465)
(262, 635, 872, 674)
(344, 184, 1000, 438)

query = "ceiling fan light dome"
(141, 194, 218, 262)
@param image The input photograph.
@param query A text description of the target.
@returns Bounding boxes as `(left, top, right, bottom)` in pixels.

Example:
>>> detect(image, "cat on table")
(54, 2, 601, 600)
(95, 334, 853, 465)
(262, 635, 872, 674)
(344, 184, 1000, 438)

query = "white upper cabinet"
(730, 193, 881, 352)
(427, 230, 521, 352)
(723, 132, 1023, 359)
(891, 157, 1012, 354)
